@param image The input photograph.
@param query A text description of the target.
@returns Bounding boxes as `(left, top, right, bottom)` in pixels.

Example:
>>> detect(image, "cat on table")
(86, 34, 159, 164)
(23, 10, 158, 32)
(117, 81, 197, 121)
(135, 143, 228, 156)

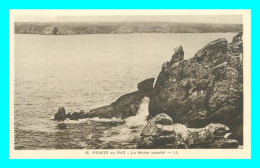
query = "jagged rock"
(170, 46, 184, 65)
(149, 76, 211, 128)
(138, 114, 238, 149)
(54, 107, 66, 121)
(149, 32, 243, 144)
(232, 32, 243, 43)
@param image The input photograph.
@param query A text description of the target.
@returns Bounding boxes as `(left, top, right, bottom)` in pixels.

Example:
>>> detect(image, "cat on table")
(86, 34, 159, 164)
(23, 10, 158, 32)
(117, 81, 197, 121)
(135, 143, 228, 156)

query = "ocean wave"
(100, 97, 149, 142)
(52, 116, 125, 124)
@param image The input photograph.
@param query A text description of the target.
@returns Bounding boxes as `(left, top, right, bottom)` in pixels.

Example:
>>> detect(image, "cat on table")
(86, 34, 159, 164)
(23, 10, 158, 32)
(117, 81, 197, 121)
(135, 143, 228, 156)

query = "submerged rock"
(149, 32, 243, 144)
(54, 108, 87, 121)
(138, 114, 239, 149)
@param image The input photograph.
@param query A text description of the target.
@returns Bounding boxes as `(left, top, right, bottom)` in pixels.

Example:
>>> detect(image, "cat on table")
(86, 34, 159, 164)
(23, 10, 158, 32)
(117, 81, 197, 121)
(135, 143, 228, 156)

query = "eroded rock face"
(149, 32, 243, 144)
(138, 78, 155, 97)
(138, 114, 239, 149)
(88, 78, 154, 119)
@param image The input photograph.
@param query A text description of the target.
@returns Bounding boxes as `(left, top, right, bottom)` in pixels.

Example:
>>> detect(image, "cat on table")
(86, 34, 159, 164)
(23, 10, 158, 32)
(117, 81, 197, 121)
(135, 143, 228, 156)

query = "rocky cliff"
(149, 32, 243, 144)
(53, 32, 244, 148)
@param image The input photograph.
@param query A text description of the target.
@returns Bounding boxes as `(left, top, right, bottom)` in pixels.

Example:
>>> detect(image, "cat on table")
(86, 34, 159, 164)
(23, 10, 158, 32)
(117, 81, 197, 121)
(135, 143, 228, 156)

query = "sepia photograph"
(9, 10, 251, 159)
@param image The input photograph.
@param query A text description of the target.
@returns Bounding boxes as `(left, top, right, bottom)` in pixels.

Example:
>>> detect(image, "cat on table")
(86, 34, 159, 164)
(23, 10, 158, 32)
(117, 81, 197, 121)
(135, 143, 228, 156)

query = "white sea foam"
(153, 76, 157, 88)
(59, 97, 150, 127)
(62, 116, 124, 124)
(100, 97, 150, 142)
(124, 97, 150, 126)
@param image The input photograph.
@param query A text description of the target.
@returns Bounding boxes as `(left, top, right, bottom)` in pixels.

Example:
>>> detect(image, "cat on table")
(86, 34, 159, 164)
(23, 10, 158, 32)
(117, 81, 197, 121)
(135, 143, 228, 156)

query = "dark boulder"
(54, 107, 66, 121)
(140, 113, 173, 136)
(138, 113, 176, 148)
(54, 108, 87, 121)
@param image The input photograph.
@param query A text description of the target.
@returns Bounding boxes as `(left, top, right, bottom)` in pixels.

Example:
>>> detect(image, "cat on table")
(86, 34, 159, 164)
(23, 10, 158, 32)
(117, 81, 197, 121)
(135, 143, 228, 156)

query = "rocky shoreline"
(138, 113, 239, 149)
(54, 32, 243, 148)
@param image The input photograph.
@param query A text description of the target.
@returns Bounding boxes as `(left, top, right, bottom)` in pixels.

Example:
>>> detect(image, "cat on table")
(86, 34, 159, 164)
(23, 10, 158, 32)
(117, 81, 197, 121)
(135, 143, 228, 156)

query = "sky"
(14, 14, 243, 24)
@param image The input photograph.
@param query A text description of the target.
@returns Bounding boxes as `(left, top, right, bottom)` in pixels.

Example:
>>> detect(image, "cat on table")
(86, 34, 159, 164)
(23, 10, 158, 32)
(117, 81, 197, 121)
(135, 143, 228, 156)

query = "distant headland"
(15, 22, 242, 35)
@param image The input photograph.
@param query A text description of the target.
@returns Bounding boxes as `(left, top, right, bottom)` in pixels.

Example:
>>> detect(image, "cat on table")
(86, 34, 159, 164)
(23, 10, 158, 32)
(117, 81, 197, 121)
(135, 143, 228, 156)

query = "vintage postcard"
(9, 9, 251, 159)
